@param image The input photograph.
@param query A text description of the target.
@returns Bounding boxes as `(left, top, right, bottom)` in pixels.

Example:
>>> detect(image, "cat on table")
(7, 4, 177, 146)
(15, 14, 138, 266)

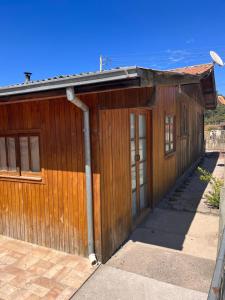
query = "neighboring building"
(219, 122, 225, 130)
(218, 95, 225, 106)
(0, 63, 217, 262)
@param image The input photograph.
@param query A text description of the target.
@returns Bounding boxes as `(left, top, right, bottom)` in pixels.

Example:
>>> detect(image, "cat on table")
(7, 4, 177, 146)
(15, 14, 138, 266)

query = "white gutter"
(66, 87, 97, 265)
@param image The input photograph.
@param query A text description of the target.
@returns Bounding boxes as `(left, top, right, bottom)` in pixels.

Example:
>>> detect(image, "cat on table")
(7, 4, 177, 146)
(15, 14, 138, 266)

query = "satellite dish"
(210, 51, 224, 66)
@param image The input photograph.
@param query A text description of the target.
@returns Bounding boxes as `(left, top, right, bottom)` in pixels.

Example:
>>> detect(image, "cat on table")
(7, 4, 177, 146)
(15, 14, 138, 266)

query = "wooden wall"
(0, 99, 89, 256)
(0, 84, 205, 262)
(80, 88, 154, 262)
(99, 109, 131, 261)
(152, 85, 204, 204)
(0, 87, 154, 262)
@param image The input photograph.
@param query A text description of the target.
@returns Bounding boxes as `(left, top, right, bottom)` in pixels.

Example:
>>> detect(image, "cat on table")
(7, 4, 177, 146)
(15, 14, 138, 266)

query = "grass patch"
(197, 167, 223, 209)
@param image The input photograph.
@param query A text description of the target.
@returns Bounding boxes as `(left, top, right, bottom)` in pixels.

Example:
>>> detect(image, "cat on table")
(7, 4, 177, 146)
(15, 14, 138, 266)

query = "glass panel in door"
(130, 113, 137, 219)
(130, 111, 149, 220)
(139, 114, 148, 210)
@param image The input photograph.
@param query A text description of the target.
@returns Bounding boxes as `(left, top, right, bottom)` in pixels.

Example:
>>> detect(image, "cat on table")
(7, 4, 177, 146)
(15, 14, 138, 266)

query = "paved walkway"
(0, 235, 95, 299)
(74, 152, 223, 300)
(74, 265, 207, 300)
(159, 151, 224, 215)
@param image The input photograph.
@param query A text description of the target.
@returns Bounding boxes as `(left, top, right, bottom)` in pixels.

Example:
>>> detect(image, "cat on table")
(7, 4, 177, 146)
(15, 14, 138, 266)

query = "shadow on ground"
(130, 152, 220, 252)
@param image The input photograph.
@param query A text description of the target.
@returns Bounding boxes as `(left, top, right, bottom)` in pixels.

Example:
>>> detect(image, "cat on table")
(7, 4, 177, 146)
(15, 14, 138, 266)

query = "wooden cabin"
(0, 63, 217, 262)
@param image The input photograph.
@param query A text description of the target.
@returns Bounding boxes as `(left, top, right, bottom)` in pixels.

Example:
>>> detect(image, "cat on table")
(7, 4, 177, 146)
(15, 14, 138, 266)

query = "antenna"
(100, 55, 103, 72)
(99, 55, 112, 72)
(210, 51, 224, 67)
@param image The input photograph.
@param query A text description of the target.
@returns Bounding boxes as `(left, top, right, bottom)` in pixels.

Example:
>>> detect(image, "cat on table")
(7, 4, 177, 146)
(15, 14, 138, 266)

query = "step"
(73, 265, 208, 300)
(107, 241, 215, 293)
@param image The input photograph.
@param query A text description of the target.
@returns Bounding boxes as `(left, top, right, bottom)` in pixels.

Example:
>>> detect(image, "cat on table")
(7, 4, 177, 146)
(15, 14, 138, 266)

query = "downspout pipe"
(66, 87, 97, 265)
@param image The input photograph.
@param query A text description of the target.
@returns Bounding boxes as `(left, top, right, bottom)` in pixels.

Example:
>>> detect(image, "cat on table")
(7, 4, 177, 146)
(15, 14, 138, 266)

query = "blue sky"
(0, 0, 225, 93)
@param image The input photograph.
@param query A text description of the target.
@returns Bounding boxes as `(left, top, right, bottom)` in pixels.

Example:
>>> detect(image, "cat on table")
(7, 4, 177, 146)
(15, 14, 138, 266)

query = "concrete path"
(74, 265, 207, 300)
(108, 222, 216, 292)
(130, 207, 218, 260)
(73, 152, 223, 300)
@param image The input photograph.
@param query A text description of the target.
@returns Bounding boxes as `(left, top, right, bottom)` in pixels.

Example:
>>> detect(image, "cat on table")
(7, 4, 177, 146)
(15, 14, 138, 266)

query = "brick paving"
(0, 235, 95, 299)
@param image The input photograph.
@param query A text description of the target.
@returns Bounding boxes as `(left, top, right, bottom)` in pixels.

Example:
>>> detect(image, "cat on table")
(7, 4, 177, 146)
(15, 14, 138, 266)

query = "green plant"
(197, 167, 223, 208)
(205, 101, 225, 125)
(207, 126, 218, 132)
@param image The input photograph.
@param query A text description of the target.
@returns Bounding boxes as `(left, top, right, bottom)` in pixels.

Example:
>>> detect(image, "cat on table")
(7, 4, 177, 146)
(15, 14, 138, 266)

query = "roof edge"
(169, 62, 213, 72)
(0, 67, 142, 97)
(0, 66, 202, 98)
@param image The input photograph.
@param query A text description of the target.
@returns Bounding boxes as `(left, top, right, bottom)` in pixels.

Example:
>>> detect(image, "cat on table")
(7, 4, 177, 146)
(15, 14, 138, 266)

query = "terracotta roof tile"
(170, 63, 213, 75)
(218, 95, 225, 105)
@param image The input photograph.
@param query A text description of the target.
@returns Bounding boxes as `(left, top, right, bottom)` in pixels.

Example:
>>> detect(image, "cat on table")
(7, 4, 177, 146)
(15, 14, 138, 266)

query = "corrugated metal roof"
(0, 63, 217, 110)
(0, 66, 145, 96)
(0, 63, 213, 92)
(1, 66, 138, 89)
(0, 65, 202, 97)
(170, 63, 213, 75)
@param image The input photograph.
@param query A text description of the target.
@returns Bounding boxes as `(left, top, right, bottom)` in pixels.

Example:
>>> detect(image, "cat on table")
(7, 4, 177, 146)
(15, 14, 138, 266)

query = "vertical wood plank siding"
(0, 84, 204, 261)
(152, 85, 204, 204)
(0, 88, 153, 260)
(0, 99, 88, 256)
(82, 88, 153, 262)
(99, 109, 131, 262)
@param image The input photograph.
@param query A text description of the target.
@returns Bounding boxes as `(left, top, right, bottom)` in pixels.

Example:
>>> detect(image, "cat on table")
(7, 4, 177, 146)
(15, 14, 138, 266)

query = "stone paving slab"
(0, 235, 95, 299)
(73, 265, 208, 300)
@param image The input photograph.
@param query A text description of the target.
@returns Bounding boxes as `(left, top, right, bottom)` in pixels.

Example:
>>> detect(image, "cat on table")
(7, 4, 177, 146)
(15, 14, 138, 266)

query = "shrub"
(197, 167, 223, 209)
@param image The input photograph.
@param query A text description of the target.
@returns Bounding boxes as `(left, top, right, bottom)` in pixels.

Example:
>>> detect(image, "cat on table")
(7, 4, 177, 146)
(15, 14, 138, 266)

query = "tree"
(205, 97, 225, 125)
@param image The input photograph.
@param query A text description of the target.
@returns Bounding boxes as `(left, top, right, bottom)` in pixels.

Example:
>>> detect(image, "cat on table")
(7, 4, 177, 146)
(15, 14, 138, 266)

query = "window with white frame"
(165, 115, 175, 154)
(0, 133, 41, 178)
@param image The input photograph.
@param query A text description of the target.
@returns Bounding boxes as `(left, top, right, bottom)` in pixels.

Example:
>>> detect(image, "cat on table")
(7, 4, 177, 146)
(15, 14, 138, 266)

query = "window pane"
(170, 125, 174, 142)
(131, 140, 136, 165)
(7, 137, 16, 171)
(139, 115, 146, 138)
(20, 137, 30, 172)
(165, 143, 170, 153)
(0, 138, 7, 171)
(139, 161, 147, 185)
(165, 116, 169, 124)
(165, 124, 170, 142)
(130, 113, 135, 139)
(30, 136, 40, 172)
(131, 166, 136, 191)
(139, 138, 147, 161)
